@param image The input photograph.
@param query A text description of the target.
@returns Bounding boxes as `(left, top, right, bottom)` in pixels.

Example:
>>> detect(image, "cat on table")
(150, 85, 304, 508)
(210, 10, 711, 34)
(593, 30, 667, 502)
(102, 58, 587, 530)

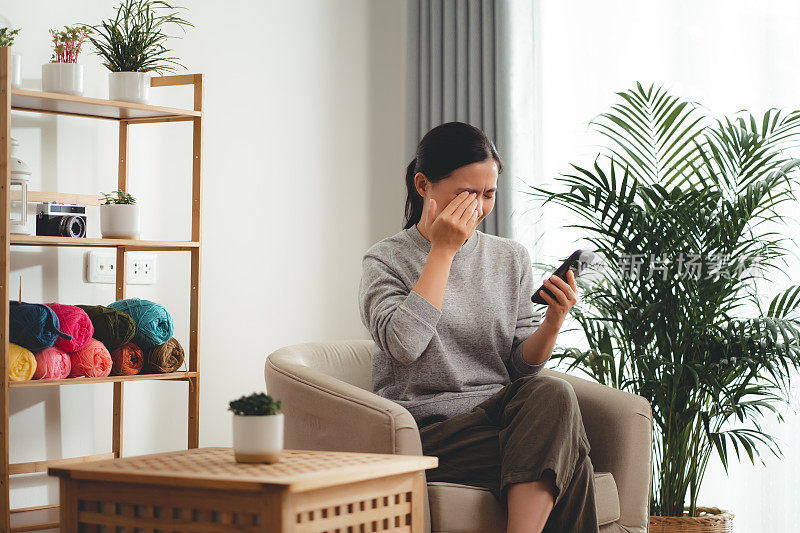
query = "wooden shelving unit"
(0, 47, 203, 531)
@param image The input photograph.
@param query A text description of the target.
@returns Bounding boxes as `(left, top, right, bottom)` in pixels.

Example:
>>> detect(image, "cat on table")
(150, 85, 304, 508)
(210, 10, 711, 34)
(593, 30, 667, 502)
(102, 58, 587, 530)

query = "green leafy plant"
(229, 392, 282, 416)
(0, 27, 21, 47)
(101, 190, 137, 205)
(84, 0, 192, 74)
(527, 83, 800, 518)
(49, 26, 92, 63)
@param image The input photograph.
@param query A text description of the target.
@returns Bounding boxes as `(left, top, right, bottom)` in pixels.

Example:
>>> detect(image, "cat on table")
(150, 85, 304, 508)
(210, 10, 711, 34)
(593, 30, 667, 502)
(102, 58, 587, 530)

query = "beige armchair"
(264, 339, 652, 532)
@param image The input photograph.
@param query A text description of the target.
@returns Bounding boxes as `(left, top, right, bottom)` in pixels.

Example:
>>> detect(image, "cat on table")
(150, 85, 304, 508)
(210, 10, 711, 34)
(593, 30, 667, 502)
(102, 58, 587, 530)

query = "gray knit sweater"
(358, 223, 545, 428)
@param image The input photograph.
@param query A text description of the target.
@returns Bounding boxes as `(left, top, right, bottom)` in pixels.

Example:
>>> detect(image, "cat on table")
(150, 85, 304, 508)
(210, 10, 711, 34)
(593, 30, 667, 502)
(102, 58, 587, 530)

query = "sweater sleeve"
(507, 244, 546, 381)
(359, 253, 442, 365)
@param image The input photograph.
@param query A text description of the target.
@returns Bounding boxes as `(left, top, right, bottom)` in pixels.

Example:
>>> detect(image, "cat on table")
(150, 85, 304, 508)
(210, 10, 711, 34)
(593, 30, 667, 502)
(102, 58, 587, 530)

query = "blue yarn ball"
(9, 301, 72, 352)
(108, 298, 174, 349)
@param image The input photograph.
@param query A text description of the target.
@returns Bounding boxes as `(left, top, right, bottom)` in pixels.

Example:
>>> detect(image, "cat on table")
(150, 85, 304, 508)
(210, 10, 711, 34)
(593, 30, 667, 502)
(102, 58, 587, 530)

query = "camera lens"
(58, 216, 86, 238)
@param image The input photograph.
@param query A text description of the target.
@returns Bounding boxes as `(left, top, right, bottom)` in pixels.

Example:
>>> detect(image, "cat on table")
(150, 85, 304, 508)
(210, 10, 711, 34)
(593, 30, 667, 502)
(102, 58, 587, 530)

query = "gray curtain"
(406, 0, 529, 240)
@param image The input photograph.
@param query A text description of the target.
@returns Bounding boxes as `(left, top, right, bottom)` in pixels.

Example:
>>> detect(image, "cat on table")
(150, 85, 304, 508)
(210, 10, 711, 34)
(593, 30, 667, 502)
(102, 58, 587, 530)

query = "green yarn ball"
(76, 305, 136, 351)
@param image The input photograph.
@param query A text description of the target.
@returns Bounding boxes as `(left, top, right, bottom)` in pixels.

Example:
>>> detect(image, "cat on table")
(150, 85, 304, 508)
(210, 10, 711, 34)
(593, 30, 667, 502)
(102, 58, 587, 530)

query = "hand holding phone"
(532, 250, 595, 305)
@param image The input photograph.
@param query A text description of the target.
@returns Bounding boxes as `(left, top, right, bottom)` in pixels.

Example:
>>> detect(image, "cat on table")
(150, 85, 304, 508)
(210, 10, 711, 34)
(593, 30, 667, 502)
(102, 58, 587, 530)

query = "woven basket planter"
(650, 507, 734, 532)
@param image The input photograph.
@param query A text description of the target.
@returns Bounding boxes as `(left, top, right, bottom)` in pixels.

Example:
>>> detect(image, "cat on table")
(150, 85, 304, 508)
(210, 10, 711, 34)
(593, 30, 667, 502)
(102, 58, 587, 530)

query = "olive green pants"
(419, 373, 599, 533)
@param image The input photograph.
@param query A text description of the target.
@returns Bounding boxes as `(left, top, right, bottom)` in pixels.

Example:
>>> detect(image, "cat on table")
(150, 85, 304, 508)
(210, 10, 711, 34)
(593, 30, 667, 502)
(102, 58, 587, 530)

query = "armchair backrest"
(264, 339, 423, 456)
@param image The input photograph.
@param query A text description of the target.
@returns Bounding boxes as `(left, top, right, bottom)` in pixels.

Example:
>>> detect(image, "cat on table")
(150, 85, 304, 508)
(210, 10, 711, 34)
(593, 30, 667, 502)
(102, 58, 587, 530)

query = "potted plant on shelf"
(42, 26, 92, 96)
(84, 0, 192, 104)
(229, 392, 283, 464)
(529, 82, 800, 531)
(100, 190, 139, 239)
(1, 27, 22, 89)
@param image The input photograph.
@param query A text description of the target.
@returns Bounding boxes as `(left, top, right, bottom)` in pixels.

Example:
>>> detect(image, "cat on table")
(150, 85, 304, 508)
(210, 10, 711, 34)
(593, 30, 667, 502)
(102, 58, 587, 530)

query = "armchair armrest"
(264, 356, 423, 456)
(540, 369, 652, 532)
(265, 355, 434, 533)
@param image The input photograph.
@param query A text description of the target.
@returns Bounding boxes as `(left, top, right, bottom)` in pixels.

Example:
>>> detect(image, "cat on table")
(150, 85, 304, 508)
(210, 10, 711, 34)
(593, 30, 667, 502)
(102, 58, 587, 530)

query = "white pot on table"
(109, 72, 151, 104)
(42, 63, 84, 96)
(100, 204, 140, 239)
(232, 413, 284, 464)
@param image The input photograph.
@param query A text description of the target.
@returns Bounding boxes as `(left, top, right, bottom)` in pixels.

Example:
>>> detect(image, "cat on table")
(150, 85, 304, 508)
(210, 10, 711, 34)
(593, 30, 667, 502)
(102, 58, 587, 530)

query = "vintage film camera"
(35, 203, 87, 238)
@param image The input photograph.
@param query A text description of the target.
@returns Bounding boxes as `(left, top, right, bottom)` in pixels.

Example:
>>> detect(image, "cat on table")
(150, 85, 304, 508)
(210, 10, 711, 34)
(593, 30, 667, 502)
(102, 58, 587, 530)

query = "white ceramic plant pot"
(232, 413, 284, 464)
(41, 63, 84, 96)
(10, 54, 22, 89)
(109, 72, 151, 104)
(100, 204, 140, 239)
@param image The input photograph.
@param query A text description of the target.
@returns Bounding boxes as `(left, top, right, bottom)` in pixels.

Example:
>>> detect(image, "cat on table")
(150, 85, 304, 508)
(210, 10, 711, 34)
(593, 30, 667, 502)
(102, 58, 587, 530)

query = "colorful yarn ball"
(145, 337, 185, 373)
(108, 298, 174, 349)
(76, 305, 136, 351)
(9, 343, 36, 381)
(69, 339, 112, 378)
(111, 342, 144, 376)
(34, 346, 71, 380)
(9, 301, 72, 352)
(46, 303, 94, 352)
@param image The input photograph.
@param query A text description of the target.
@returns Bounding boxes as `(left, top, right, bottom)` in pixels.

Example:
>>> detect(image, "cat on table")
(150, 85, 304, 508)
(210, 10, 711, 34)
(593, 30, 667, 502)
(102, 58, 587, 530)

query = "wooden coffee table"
(48, 447, 438, 532)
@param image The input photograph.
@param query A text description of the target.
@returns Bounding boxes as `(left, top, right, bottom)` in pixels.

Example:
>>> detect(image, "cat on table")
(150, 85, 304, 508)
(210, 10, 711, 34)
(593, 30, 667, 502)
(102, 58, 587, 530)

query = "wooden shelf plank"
(10, 504, 59, 532)
(10, 453, 115, 476)
(11, 190, 104, 206)
(11, 88, 201, 121)
(10, 372, 197, 388)
(10, 235, 199, 250)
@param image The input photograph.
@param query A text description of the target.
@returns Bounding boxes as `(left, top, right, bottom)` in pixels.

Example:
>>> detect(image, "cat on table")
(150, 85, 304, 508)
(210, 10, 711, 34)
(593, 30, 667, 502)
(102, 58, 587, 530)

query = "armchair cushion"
(427, 471, 620, 532)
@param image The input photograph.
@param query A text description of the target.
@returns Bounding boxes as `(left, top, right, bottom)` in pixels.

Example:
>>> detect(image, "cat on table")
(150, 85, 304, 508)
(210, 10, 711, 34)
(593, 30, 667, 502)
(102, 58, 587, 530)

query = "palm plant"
(84, 0, 192, 74)
(526, 83, 800, 517)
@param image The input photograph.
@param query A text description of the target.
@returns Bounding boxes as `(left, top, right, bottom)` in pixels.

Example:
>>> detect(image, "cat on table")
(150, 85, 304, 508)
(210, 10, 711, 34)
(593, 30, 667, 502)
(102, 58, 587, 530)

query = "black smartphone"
(531, 250, 596, 305)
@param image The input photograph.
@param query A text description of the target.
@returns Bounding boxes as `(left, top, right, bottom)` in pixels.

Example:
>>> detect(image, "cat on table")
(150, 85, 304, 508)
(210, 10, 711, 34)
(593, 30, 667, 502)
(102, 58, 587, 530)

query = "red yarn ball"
(47, 303, 94, 352)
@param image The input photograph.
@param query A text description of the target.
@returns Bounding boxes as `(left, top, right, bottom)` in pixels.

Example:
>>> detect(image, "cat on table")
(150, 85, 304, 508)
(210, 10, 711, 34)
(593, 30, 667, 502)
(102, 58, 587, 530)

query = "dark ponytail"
(403, 121, 503, 230)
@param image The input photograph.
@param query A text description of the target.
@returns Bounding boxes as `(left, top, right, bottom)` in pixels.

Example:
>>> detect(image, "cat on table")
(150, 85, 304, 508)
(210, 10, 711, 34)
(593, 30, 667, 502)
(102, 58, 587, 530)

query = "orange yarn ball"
(111, 342, 144, 376)
(69, 338, 112, 378)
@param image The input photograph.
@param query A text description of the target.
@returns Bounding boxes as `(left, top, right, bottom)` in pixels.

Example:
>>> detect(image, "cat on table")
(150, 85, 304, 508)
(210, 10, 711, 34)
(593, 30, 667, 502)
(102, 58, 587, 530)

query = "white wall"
(2, 0, 406, 512)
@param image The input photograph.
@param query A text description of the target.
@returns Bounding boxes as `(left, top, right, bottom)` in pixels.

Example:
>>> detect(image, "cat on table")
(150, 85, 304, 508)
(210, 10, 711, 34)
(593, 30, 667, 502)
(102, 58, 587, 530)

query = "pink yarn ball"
(47, 303, 94, 352)
(69, 339, 112, 378)
(34, 346, 71, 380)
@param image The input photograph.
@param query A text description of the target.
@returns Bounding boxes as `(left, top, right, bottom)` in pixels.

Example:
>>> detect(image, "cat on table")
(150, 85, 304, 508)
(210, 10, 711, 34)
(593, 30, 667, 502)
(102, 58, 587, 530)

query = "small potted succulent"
(229, 392, 283, 464)
(42, 25, 92, 96)
(84, 0, 192, 104)
(100, 190, 139, 239)
(1, 27, 22, 89)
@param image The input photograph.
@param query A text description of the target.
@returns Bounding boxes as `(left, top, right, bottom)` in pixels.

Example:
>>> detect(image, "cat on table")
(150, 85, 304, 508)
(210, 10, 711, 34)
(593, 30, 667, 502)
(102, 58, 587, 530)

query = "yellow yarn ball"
(9, 343, 36, 382)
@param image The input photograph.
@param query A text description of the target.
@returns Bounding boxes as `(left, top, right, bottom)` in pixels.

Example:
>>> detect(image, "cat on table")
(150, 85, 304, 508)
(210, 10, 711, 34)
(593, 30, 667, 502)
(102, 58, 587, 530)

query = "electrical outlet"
(85, 251, 157, 285)
(127, 254, 157, 285)
(85, 251, 116, 283)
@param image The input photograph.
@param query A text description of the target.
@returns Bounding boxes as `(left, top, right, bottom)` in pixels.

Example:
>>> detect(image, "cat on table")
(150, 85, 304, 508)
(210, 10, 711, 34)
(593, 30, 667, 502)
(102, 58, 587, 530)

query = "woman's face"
(415, 159, 499, 227)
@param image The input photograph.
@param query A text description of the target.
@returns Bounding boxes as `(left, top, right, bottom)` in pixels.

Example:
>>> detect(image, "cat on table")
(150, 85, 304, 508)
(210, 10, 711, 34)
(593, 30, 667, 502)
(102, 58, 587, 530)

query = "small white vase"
(42, 63, 84, 96)
(100, 204, 140, 239)
(109, 71, 151, 104)
(10, 54, 22, 89)
(232, 413, 284, 464)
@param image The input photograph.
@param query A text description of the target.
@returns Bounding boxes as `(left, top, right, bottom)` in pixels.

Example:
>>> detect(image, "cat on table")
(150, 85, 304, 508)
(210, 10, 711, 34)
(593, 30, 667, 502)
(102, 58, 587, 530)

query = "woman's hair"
(403, 121, 503, 229)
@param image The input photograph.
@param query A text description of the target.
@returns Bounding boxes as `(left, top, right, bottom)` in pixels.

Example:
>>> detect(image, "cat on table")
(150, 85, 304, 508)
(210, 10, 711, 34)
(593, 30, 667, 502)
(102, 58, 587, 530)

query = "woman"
(358, 122, 598, 533)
